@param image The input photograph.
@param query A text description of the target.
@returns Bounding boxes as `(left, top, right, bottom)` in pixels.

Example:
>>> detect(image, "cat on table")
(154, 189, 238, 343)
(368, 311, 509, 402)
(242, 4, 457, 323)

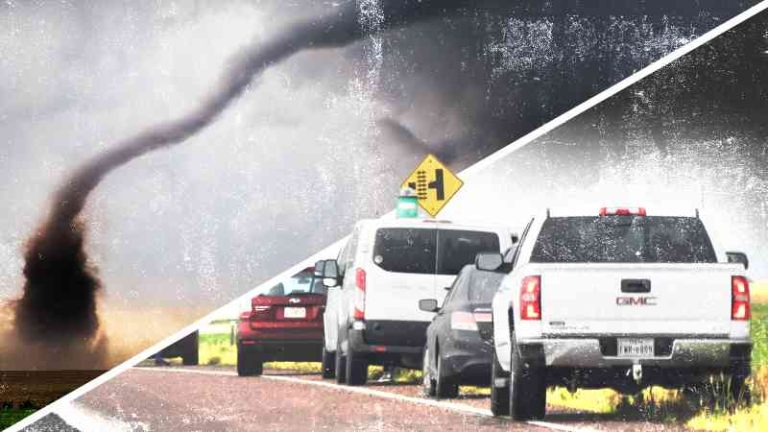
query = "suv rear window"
(373, 228, 500, 275)
(468, 270, 505, 304)
(531, 216, 717, 264)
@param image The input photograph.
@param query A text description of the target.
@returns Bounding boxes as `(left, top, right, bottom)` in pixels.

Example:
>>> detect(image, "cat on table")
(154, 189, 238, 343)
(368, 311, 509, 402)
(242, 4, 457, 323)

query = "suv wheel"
(321, 345, 336, 379)
(346, 349, 368, 386)
(509, 337, 546, 420)
(490, 350, 510, 416)
(335, 337, 347, 384)
(422, 345, 436, 397)
(237, 344, 263, 377)
(435, 351, 459, 399)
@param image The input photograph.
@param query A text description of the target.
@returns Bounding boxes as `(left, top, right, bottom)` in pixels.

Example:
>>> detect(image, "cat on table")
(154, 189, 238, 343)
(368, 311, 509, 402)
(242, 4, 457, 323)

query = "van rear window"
(437, 230, 501, 275)
(373, 228, 500, 275)
(373, 228, 436, 274)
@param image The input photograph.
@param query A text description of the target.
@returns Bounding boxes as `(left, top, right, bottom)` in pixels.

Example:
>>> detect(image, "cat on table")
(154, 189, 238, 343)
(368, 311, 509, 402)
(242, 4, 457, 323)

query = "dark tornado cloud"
(11, 0, 479, 353)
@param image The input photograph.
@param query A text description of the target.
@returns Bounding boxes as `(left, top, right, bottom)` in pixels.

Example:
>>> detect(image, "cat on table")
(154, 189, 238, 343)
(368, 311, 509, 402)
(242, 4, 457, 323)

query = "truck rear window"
(373, 228, 500, 275)
(530, 216, 717, 264)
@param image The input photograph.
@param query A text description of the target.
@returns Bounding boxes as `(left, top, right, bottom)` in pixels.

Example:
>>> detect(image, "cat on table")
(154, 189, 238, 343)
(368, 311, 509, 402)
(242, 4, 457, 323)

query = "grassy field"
(0, 409, 36, 429)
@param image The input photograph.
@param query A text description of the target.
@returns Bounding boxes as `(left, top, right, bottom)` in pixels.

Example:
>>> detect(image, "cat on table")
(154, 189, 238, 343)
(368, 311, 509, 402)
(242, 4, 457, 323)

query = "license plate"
(283, 307, 306, 319)
(617, 338, 654, 358)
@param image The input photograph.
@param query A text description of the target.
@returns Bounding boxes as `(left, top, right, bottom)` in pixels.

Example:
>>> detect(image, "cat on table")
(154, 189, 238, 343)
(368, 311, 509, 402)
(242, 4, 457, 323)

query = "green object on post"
(397, 188, 420, 218)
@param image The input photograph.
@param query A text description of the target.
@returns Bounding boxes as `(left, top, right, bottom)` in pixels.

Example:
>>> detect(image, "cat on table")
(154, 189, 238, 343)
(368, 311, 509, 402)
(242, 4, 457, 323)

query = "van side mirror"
(419, 298, 439, 313)
(727, 251, 749, 270)
(476, 252, 503, 272)
(511, 233, 520, 244)
(321, 259, 341, 288)
(313, 260, 326, 277)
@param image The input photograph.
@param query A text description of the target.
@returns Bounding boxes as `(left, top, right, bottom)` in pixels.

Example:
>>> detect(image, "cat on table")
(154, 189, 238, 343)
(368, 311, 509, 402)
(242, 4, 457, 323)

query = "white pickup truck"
(488, 207, 752, 420)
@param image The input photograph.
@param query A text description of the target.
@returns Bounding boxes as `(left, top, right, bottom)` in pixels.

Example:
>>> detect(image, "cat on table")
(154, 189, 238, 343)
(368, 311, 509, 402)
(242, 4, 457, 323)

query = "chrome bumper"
(521, 338, 750, 368)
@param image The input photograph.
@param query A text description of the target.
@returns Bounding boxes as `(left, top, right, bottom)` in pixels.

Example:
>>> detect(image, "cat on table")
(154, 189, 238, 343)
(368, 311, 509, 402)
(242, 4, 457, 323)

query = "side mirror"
(321, 259, 341, 288)
(476, 252, 503, 272)
(727, 251, 749, 270)
(419, 298, 439, 313)
(511, 233, 520, 244)
(313, 260, 326, 277)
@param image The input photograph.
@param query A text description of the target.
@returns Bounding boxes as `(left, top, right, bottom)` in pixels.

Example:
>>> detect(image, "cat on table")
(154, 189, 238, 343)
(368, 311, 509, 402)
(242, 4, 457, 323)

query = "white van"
(320, 218, 514, 385)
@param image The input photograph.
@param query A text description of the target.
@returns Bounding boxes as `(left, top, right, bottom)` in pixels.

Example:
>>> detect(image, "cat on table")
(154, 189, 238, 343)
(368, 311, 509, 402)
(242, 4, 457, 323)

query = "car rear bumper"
(239, 339, 323, 362)
(441, 333, 494, 385)
(519, 337, 751, 368)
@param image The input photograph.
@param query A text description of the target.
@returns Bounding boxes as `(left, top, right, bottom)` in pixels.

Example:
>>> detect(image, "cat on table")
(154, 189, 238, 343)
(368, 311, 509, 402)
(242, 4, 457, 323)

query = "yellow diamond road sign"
(401, 154, 463, 217)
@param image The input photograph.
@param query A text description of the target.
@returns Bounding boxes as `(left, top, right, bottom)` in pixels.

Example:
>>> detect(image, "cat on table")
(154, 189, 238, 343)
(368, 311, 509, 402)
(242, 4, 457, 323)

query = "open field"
(0, 370, 104, 428)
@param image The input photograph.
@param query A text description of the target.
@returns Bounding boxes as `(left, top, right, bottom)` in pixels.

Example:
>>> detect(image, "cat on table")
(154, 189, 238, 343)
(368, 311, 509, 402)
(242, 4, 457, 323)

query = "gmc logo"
(616, 296, 657, 306)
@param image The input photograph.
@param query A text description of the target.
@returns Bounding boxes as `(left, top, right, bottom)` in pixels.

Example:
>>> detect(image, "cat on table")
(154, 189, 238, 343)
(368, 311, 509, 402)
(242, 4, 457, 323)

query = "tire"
(237, 344, 263, 377)
(335, 337, 347, 384)
(435, 350, 459, 399)
(346, 349, 368, 386)
(182, 349, 199, 366)
(730, 358, 752, 408)
(490, 350, 510, 417)
(509, 335, 546, 420)
(422, 345, 436, 397)
(181, 332, 199, 366)
(321, 345, 336, 379)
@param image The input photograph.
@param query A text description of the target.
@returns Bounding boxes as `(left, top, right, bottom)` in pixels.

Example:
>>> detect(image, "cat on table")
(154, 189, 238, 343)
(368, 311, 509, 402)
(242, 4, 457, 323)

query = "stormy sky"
(445, 10, 768, 279)
(0, 0, 759, 324)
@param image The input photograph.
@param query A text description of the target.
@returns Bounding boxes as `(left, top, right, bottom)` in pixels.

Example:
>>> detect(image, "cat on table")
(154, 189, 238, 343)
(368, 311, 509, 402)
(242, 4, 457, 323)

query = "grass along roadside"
(544, 302, 768, 431)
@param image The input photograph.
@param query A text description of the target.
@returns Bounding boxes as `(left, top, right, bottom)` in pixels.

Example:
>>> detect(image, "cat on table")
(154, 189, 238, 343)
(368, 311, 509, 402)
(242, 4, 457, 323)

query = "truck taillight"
(451, 311, 478, 331)
(731, 276, 750, 321)
(599, 207, 646, 217)
(520, 275, 541, 320)
(353, 268, 366, 320)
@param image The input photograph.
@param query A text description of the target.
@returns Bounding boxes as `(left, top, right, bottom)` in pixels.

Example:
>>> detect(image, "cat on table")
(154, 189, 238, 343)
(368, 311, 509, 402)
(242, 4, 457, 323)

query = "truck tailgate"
(533, 263, 742, 337)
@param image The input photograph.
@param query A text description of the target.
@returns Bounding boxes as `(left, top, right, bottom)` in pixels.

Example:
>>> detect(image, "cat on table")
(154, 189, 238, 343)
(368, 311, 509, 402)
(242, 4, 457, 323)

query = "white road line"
(132, 367, 592, 432)
(53, 401, 135, 432)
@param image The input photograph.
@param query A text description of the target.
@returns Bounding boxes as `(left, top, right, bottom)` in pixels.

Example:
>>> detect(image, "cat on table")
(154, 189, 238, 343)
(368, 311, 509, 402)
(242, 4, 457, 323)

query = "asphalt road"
(33, 365, 691, 432)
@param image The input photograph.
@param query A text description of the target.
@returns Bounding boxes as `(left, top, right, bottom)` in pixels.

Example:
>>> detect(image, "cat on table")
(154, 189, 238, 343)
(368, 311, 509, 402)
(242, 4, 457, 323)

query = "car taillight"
(353, 268, 366, 320)
(520, 275, 541, 320)
(451, 311, 478, 331)
(731, 276, 750, 321)
(251, 304, 272, 320)
(599, 207, 646, 217)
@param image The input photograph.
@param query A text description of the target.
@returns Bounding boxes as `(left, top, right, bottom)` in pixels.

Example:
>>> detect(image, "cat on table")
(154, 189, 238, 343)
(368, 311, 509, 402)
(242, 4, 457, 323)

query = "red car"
(236, 266, 326, 376)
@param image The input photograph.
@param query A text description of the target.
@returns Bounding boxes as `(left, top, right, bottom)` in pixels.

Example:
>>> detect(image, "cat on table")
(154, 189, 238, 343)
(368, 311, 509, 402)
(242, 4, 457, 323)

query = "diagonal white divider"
(8, 2, 768, 430)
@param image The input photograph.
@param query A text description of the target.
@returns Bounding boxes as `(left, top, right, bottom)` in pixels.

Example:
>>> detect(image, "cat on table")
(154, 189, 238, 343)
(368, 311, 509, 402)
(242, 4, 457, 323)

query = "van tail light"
(731, 276, 751, 321)
(353, 268, 366, 320)
(451, 311, 478, 331)
(520, 275, 541, 320)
